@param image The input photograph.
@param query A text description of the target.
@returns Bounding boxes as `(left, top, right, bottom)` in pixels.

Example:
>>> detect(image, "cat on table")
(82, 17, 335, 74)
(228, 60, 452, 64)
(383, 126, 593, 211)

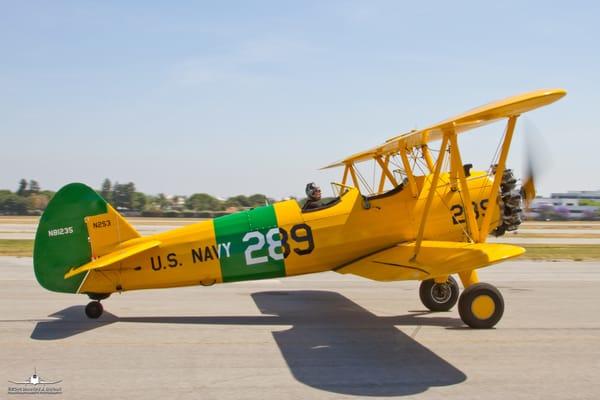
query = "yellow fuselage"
(79, 171, 498, 294)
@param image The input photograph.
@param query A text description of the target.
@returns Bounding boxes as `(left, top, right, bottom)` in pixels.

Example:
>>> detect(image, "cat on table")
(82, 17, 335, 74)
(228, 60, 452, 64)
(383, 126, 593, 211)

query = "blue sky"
(1, 1, 598, 198)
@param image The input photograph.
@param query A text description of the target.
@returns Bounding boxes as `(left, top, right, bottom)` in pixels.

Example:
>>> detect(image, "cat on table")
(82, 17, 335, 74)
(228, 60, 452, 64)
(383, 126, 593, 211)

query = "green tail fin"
(34, 183, 109, 293)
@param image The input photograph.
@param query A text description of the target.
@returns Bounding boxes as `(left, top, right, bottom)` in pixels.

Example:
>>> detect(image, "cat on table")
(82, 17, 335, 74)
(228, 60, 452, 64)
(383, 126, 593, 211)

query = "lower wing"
(334, 240, 524, 281)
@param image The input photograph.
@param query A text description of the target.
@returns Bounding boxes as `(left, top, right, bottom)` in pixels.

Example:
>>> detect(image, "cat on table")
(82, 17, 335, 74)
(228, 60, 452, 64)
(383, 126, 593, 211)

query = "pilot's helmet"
(305, 182, 321, 201)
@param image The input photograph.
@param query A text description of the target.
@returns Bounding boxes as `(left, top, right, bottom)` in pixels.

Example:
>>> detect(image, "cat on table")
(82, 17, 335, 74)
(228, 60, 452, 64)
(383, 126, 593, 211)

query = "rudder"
(34, 183, 139, 293)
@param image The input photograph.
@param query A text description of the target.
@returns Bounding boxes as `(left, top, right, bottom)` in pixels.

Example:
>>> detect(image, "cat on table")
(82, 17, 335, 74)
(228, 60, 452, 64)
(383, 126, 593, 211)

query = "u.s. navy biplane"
(34, 89, 566, 328)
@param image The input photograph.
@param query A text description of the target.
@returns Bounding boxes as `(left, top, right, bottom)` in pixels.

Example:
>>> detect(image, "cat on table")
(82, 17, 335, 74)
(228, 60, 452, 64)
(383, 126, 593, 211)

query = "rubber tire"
(85, 301, 103, 319)
(458, 282, 504, 329)
(419, 276, 460, 312)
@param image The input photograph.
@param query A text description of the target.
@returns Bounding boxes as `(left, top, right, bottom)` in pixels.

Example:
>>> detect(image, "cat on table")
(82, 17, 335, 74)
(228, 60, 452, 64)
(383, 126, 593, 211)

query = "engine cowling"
(493, 169, 523, 237)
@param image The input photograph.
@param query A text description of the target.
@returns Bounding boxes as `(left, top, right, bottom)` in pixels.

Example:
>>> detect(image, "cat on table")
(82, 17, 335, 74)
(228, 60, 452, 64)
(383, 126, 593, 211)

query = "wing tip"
(320, 162, 344, 170)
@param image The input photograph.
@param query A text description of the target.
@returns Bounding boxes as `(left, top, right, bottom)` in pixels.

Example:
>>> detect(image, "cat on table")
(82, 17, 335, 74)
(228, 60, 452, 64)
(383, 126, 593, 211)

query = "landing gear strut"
(85, 301, 104, 319)
(419, 276, 460, 311)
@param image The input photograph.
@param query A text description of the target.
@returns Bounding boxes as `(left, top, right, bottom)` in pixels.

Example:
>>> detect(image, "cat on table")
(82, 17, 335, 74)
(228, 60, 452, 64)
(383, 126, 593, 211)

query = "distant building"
(527, 190, 600, 220)
(166, 195, 187, 211)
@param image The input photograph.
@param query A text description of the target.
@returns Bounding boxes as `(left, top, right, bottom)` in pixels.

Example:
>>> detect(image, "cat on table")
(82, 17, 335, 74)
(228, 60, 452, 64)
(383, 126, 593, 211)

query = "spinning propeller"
(520, 119, 548, 210)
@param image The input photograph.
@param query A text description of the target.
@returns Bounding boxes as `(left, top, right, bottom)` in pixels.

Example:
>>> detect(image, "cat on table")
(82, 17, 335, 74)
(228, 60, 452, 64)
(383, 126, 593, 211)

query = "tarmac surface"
(1, 257, 599, 399)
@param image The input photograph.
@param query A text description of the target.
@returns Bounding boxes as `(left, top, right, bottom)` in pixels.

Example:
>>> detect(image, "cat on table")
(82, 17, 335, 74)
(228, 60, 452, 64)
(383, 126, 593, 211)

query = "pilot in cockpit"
(302, 182, 322, 211)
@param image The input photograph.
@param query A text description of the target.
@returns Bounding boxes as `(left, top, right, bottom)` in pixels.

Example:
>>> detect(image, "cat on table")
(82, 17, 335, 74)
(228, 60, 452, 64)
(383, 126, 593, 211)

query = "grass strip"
(0, 239, 34, 257)
(521, 244, 600, 261)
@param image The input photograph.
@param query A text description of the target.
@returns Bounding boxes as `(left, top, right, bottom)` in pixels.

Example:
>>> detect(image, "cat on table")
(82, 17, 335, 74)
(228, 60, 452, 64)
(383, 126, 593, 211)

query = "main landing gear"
(419, 275, 504, 329)
(84, 293, 110, 319)
(419, 276, 459, 311)
(458, 283, 504, 329)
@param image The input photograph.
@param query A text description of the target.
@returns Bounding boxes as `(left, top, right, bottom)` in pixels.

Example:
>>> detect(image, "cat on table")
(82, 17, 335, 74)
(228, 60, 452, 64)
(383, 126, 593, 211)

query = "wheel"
(419, 276, 460, 311)
(85, 301, 104, 319)
(458, 282, 504, 329)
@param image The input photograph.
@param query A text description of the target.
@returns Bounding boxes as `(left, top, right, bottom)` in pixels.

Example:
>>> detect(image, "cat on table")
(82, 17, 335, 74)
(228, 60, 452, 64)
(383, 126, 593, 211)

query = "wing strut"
(340, 163, 361, 188)
(399, 148, 418, 197)
(341, 164, 350, 186)
(412, 133, 449, 260)
(448, 128, 480, 242)
(421, 145, 435, 172)
(479, 115, 518, 242)
(377, 155, 391, 192)
(375, 155, 398, 189)
(348, 164, 360, 188)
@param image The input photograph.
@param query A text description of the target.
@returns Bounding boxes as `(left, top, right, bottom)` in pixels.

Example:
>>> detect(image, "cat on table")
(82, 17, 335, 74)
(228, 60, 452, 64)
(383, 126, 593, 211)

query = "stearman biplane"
(34, 88, 566, 328)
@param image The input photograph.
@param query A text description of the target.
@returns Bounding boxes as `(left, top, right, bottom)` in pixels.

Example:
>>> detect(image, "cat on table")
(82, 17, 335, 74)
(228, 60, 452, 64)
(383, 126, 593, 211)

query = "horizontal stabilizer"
(64, 240, 161, 279)
(334, 241, 524, 281)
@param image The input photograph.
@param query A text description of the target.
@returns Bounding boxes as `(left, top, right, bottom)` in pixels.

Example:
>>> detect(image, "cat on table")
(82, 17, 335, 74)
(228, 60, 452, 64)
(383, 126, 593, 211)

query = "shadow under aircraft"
(31, 290, 466, 396)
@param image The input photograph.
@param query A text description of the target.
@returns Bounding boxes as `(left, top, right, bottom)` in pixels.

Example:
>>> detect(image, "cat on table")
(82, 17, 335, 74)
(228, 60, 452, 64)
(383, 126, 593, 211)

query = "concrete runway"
(1, 257, 599, 399)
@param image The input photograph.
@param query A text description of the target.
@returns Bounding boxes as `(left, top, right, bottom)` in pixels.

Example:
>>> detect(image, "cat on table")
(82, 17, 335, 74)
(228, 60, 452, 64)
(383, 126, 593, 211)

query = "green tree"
(225, 195, 251, 208)
(0, 190, 12, 213)
(132, 192, 147, 211)
(156, 193, 170, 210)
(186, 193, 224, 211)
(144, 193, 169, 211)
(41, 190, 55, 201)
(16, 179, 27, 197)
(29, 180, 40, 194)
(0, 193, 28, 214)
(112, 182, 136, 210)
(101, 178, 112, 202)
(27, 194, 50, 211)
(225, 194, 272, 208)
(247, 194, 273, 207)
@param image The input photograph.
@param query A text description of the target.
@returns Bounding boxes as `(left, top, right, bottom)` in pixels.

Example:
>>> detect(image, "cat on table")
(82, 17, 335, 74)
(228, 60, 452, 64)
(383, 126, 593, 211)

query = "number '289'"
(242, 224, 314, 265)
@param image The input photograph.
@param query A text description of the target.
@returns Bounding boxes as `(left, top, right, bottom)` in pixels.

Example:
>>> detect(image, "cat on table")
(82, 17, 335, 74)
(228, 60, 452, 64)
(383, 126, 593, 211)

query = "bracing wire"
(372, 158, 377, 193)
(354, 165, 374, 194)
(475, 124, 508, 202)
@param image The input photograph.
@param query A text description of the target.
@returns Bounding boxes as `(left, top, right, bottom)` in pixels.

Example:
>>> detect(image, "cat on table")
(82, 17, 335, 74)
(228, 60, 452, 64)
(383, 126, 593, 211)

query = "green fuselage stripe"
(214, 205, 285, 282)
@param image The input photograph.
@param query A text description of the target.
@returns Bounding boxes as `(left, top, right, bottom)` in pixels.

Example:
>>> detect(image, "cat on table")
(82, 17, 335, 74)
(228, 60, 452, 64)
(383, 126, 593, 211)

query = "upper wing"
(334, 240, 524, 281)
(64, 239, 161, 279)
(322, 88, 566, 169)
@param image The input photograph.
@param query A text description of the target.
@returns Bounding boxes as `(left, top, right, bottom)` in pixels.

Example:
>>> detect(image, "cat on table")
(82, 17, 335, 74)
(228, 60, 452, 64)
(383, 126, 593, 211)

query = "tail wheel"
(419, 276, 459, 311)
(85, 301, 104, 319)
(458, 283, 504, 329)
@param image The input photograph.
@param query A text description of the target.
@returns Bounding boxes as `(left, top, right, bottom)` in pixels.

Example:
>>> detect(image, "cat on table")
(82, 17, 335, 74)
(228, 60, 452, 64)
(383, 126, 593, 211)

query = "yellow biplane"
(34, 88, 566, 328)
